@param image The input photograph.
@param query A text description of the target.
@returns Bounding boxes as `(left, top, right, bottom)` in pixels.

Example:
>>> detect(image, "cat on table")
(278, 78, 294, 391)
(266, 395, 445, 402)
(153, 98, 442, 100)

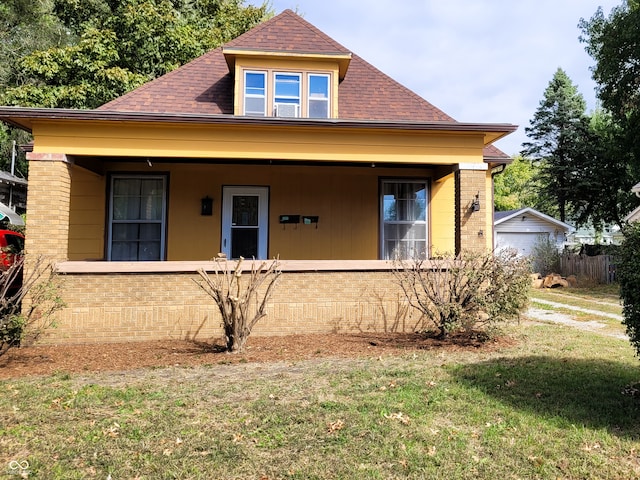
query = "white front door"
(221, 186, 269, 259)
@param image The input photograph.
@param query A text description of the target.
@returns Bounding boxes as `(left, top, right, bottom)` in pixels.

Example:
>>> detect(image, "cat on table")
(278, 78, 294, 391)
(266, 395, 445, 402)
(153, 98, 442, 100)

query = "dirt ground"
(0, 331, 513, 380)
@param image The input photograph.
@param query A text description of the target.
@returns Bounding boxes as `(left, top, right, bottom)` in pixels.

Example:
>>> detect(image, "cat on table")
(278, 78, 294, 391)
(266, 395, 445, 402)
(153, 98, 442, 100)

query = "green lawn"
(2, 319, 639, 479)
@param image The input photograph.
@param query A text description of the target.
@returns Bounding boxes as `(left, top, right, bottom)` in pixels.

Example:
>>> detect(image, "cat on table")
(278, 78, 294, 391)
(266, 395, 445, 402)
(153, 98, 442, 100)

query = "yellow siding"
(67, 163, 457, 261)
(430, 171, 455, 255)
(68, 166, 106, 260)
(31, 121, 487, 165)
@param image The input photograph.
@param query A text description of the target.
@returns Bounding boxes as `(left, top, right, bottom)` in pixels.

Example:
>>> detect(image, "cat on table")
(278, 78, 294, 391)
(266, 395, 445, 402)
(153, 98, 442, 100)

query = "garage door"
(495, 232, 548, 256)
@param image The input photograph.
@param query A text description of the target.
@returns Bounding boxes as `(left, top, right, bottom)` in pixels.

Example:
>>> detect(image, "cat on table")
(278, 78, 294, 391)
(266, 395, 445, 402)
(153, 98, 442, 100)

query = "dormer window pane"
(244, 71, 266, 116)
(274, 73, 301, 117)
(308, 74, 329, 118)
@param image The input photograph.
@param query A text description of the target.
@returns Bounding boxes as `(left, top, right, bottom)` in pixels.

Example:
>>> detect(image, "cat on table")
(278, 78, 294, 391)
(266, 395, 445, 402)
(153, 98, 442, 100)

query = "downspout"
(491, 164, 507, 251)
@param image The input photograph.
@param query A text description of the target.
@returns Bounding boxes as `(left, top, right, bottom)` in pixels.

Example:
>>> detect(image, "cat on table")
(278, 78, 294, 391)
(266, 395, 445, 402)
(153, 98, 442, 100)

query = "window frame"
(273, 72, 301, 117)
(241, 68, 332, 118)
(107, 173, 168, 261)
(379, 178, 429, 260)
(243, 70, 267, 117)
(307, 73, 330, 119)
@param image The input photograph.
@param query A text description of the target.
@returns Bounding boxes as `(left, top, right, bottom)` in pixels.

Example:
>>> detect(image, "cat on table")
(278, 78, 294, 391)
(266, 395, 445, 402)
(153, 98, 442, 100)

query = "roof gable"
(98, 9, 454, 122)
(494, 207, 574, 231)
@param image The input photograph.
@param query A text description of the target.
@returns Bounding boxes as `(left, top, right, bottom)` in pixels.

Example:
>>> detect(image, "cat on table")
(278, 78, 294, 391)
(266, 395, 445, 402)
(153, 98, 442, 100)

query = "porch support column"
(25, 153, 73, 262)
(454, 163, 488, 255)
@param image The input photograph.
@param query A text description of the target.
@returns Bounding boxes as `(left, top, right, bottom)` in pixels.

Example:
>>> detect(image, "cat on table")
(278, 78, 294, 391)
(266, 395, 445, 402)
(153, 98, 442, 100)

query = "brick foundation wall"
(40, 270, 424, 344)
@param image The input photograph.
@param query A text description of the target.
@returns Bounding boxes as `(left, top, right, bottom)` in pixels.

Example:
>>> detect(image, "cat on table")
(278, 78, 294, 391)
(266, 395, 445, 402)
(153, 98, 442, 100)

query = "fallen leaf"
(384, 412, 410, 425)
(327, 419, 345, 433)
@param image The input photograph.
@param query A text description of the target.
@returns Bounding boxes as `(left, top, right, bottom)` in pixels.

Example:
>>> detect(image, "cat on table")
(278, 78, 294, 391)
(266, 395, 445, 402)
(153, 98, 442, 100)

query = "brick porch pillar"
(455, 163, 488, 255)
(24, 153, 73, 262)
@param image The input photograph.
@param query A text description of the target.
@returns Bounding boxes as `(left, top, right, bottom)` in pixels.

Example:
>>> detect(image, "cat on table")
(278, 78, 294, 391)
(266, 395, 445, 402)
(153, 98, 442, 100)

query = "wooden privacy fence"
(559, 254, 616, 284)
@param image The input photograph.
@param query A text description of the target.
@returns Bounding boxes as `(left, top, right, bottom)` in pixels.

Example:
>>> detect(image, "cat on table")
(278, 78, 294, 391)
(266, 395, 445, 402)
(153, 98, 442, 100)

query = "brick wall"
(455, 168, 488, 253)
(40, 270, 426, 344)
(24, 155, 72, 262)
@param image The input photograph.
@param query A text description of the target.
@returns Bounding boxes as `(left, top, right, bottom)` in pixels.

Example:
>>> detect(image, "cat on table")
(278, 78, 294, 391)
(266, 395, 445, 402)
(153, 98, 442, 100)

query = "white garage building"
(494, 207, 574, 256)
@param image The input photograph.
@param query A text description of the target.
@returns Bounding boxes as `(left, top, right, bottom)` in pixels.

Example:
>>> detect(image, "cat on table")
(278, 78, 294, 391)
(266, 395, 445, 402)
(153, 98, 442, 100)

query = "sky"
(248, 0, 622, 156)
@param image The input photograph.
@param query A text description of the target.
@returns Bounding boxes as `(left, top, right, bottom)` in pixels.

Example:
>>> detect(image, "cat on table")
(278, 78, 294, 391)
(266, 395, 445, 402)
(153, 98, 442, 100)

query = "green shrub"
(617, 222, 640, 357)
(530, 234, 560, 276)
(393, 249, 531, 339)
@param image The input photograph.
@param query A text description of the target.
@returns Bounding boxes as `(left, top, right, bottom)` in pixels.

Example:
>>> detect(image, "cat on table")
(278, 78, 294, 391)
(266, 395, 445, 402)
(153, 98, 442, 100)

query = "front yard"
(1, 286, 639, 479)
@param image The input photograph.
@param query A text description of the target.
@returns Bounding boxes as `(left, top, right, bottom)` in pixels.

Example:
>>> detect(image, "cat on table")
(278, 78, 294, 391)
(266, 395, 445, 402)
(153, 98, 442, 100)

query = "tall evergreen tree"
(521, 68, 592, 223)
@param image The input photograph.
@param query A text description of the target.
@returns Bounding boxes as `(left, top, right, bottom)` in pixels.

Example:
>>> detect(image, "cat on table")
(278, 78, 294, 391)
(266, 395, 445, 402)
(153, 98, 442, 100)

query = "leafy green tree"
(579, 3, 640, 225)
(494, 155, 540, 211)
(521, 68, 593, 223)
(580, 3, 640, 129)
(1, 0, 270, 109)
(617, 222, 640, 358)
(570, 110, 640, 228)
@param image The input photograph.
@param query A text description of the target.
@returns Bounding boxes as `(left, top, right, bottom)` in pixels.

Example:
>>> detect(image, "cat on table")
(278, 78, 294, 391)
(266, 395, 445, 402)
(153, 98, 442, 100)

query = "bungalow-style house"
(0, 10, 516, 344)
(494, 207, 573, 256)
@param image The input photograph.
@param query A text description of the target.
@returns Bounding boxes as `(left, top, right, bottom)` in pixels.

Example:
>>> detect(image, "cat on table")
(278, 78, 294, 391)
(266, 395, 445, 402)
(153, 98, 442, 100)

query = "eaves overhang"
(222, 47, 352, 80)
(0, 107, 517, 146)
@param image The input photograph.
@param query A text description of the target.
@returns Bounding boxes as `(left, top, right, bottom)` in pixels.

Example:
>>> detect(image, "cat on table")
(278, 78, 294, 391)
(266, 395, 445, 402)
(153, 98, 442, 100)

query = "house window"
(108, 175, 167, 261)
(241, 69, 331, 118)
(244, 71, 267, 116)
(274, 72, 301, 117)
(381, 180, 428, 260)
(308, 74, 329, 118)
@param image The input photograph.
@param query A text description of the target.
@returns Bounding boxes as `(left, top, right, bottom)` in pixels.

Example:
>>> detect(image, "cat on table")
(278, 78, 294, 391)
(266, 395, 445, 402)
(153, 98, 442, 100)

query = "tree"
(1, 0, 270, 109)
(617, 222, 640, 358)
(196, 257, 281, 353)
(579, 3, 640, 129)
(579, 3, 640, 225)
(0, 0, 67, 176)
(493, 155, 541, 211)
(521, 68, 593, 223)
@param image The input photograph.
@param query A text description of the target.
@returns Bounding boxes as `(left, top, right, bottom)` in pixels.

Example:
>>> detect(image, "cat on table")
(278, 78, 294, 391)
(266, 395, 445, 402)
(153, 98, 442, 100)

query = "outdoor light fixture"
(201, 196, 213, 216)
(471, 192, 480, 212)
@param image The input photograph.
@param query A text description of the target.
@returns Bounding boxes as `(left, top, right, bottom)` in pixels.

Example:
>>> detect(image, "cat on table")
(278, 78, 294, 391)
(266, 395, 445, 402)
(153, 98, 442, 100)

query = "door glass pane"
(232, 196, 258, 226)
(231, 228, 258, 259)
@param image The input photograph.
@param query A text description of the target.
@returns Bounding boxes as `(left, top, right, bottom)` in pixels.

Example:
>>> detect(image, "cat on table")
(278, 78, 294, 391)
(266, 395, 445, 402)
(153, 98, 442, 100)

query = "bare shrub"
(392, 250, 530, 339)
(371, 290, 427, 333)
(197, 257, 281, 353)
(0, 256, 65, 357)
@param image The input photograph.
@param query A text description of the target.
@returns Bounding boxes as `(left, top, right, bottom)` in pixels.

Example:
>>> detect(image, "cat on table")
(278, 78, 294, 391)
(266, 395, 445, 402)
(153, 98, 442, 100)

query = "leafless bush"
(0, 256, 65, 357)
(371, 290, 427, 333)
(392, 250, 530, 339)
(197, 256, 281, 353)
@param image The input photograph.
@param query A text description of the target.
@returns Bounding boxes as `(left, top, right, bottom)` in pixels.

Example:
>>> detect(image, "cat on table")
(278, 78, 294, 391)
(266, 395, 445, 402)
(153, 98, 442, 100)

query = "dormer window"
(242, 69, 331, 119)
(244, 71, 267, 116)
(308, 74, 329, 118)
(274, 73, 301, 117)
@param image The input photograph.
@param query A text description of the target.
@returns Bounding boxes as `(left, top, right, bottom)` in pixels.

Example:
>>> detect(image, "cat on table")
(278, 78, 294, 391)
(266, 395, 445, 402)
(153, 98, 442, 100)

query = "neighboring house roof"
(624, 204, 640, 223)
(0, 171, 26, 187)
(632, 181, 640, 196)
(494, 207, 574, 232)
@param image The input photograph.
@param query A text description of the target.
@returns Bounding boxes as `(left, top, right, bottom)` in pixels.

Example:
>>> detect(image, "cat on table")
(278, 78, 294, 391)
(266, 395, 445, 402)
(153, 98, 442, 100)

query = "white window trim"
(307, 73, 330, 119)
(243, 70, 267, 116)
(273, 72, 301, 116)
(107, 174, 168, 261)
(241, 68, 332, 118)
